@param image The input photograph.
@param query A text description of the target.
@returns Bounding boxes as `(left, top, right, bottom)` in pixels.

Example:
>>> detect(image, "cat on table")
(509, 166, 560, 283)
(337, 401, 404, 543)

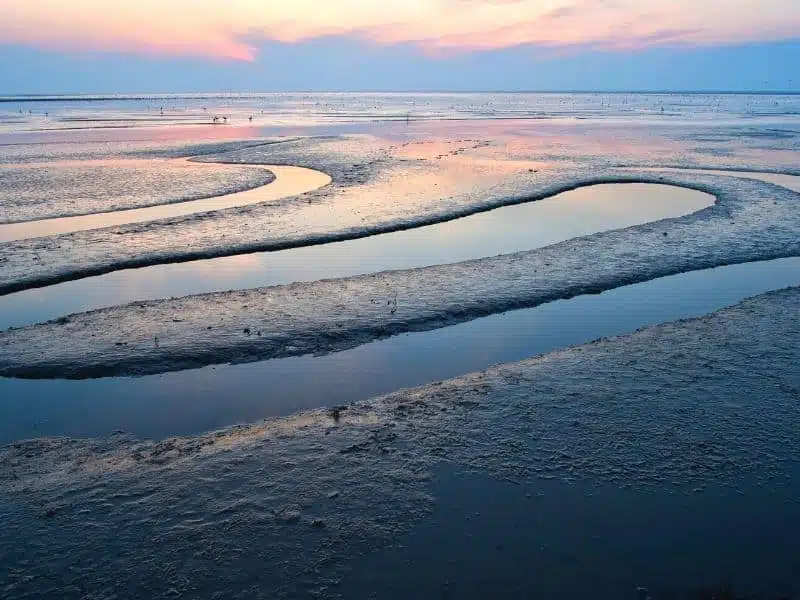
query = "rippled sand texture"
(1, 288, 798, 599)
(1, 257, 796, 444)
(1, 120, 799, 376)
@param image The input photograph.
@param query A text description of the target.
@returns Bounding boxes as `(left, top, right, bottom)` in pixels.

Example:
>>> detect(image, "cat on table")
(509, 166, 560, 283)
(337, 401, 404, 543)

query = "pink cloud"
(2, 0, 799, 60)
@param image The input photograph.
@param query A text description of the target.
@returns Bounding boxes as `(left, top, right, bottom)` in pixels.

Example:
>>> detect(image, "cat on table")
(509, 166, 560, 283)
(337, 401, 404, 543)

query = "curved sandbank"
(0, 159, 276, 224)
(0, 163, 796, 295)
(1, 257, 796, 439)
(0, 164, 331, 242)
(0, 183, 713, 330)
(0, 171, 797, 380)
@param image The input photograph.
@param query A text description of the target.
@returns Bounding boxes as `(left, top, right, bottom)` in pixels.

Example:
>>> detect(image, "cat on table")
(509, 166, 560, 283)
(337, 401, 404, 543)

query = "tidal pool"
(0, 182, 713, 329)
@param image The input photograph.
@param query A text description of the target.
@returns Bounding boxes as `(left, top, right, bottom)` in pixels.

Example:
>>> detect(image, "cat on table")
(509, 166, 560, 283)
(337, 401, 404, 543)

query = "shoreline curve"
(0, 164, 796, 296)
(0, 162, 331, 243)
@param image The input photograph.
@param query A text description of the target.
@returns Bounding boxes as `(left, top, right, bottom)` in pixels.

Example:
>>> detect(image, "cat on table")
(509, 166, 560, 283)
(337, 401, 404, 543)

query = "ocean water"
(2, 91, 800, 135)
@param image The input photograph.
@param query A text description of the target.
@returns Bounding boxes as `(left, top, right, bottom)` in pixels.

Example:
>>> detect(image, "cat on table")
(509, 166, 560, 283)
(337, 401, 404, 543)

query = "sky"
(1, 0, 798, 93)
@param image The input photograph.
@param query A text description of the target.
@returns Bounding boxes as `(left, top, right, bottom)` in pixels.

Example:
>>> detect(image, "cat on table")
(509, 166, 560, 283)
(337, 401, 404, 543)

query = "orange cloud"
(3, 0, 799, 60)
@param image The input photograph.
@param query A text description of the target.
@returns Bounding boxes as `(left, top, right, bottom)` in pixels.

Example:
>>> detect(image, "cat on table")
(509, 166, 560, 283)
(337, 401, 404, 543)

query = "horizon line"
(2, 89, 800, 102)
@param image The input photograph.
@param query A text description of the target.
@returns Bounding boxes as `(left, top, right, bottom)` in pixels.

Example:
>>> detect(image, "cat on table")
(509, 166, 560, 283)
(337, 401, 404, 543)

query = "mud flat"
(1, 167, 797, 379)
(1, 134, 798, 294)
(1, 287, 798, 599)
(1, 112, 799, 599)
(621, 167, 800, 192)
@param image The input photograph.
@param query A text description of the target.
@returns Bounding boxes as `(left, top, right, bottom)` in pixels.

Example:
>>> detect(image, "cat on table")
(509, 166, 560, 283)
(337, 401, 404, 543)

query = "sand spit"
(0, 165, 330, 243)
(0, 169, 797, 378)
(0, 160, 275, 225)
(1, 288, 798, 599)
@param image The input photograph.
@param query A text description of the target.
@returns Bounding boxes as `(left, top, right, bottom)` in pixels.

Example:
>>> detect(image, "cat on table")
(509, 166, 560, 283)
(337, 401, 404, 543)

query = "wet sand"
(1, 126, 798, 294)
(622, 167, 800, 192)
(2, 287, 798, 599)
(2, 166, 796, 379)
(0, 162, 330, 242)
(0, 158, 277, 224)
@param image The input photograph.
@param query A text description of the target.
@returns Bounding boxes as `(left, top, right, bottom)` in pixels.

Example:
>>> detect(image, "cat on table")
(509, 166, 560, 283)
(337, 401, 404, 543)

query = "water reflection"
(0, 257, 796, 443)
(0, 163, 331, 242)
(0, 183, 713, 329)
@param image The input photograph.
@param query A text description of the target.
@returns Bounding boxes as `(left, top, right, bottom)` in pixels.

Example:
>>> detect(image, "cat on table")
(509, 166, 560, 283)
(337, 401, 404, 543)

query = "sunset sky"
(1, 0, 798, 92)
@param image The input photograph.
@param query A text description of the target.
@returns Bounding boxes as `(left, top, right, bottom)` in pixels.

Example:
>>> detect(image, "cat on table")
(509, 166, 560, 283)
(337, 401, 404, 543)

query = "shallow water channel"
(0, 182, 712, 329)
(1, 257, 797, 443)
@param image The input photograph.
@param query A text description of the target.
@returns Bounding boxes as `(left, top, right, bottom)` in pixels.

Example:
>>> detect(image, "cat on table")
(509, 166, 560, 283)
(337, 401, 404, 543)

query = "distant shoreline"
(2, 90, 800, 103)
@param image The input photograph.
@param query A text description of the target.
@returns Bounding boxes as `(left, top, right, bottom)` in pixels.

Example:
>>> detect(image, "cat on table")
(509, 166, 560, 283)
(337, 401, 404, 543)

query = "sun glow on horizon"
(2, 0, 799, 61)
